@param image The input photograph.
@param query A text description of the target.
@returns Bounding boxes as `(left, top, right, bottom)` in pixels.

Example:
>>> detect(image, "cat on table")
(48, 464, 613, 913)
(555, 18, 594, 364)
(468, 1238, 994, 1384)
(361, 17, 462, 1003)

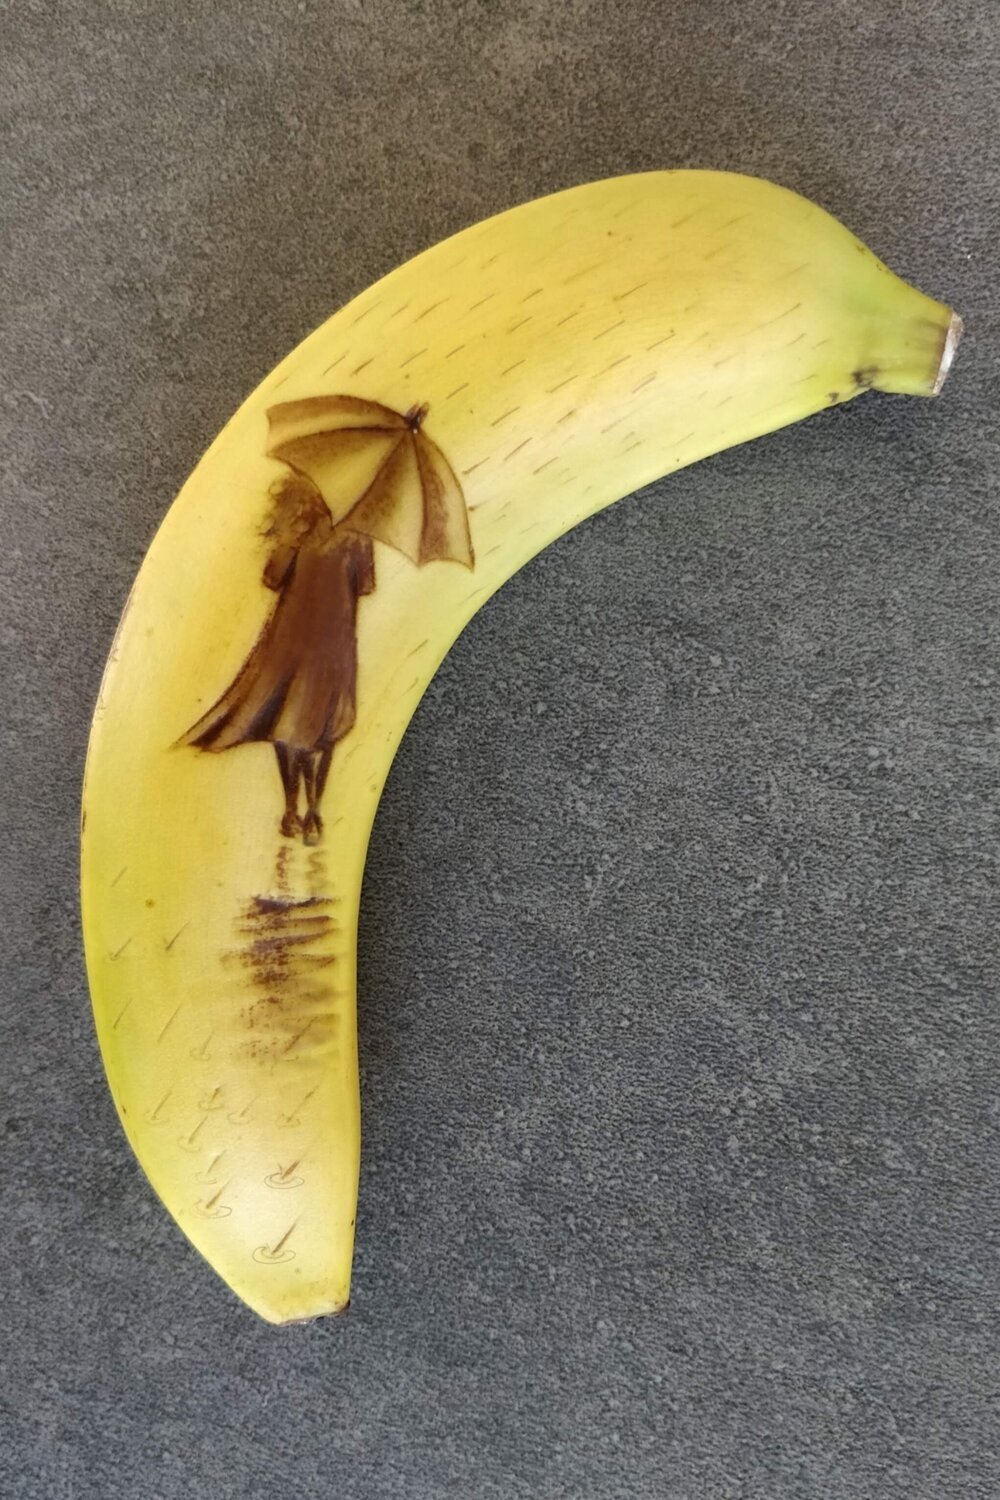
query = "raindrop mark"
(282, 1018, 315, 1056)
(112, 997, 134, 1030)
(110, 936, 132, 961)
(164, 923, 189, 953)
(546, 375, 576, 394)
(462, 458, 488, 475)
(197, 1152, 224, 1184)
(156, 1005, 181, 1043)
(632, 373, 657, 393)
(533, 457, 557, 474)
(228, 1100, 255, 1126)
(190, 1029, 213, 1062)
(750, 301, 802, 333)
(199, 1086, 224, 1113)
(713, 353, 736, 368)
(501, 359, 526, 376)
(504, 437, 531, 460)
(445, 345, 466, 359)
(322, 353, 347, 374)
(467, 293, 495, 312)
(646, 332, 676, 351)
(555, 310, 580, 327)
(195, 1183, 232, 1218)
(406, 639, 429, 660)
(146, 1089, 172, 1124)
(350, 358, 373, 375)
(399, 348, 427, 368)
(265, 1159, 305, 1190)
(254, 1220, 298, 1264)
(111, 866, 128, 888)
(177, 1116, 208, 1152)
(446, 383, 469, 400)
(598, 355, 630, 375)
(507, 315, 532, 333)
(785, 332, 806, 347)
(490, 407, 520, 427)
(601, 415, 627, 434)
(593, 320, 626, 341)
(614, 281, 650, 301)
(387, 302, 411, 320)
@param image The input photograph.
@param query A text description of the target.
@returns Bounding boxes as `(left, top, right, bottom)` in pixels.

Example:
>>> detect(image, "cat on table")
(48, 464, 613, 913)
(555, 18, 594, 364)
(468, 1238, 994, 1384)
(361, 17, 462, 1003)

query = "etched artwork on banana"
(82, 171, 961, 1323)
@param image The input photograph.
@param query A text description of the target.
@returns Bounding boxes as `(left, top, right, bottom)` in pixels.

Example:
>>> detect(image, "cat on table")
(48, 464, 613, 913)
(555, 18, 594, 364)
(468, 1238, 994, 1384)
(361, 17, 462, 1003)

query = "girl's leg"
(275, 743, 301, 837)
(301, 746, 332, 846)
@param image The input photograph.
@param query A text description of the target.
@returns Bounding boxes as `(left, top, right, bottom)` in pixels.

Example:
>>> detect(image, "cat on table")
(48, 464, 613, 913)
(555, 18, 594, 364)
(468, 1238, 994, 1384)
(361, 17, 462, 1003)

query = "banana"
(81, 170, 959, 1324)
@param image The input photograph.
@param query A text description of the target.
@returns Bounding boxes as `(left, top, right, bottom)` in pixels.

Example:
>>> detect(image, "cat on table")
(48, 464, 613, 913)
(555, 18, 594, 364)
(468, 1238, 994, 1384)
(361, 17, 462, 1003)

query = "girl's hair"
(263, 472, 329, 536)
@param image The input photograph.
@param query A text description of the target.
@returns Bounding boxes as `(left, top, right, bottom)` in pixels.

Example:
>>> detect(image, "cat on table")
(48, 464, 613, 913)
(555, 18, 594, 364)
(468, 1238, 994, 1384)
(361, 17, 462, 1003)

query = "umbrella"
(265, 394, 474, 569)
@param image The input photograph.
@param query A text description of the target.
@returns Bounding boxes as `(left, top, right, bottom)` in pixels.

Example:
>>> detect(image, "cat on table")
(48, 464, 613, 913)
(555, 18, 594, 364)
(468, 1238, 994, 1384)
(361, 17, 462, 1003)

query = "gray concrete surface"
(2, 2, 998, 1496)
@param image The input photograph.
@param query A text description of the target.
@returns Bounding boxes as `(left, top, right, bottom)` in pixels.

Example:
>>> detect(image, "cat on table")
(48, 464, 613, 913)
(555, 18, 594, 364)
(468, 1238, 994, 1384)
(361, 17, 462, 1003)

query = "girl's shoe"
(280, 810, 302, 839)
(302, 811, 323, 847)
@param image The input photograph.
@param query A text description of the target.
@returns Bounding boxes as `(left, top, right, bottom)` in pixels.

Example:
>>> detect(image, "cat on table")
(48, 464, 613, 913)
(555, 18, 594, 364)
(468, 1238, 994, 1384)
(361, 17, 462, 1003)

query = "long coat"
(182, 520, 375, 754)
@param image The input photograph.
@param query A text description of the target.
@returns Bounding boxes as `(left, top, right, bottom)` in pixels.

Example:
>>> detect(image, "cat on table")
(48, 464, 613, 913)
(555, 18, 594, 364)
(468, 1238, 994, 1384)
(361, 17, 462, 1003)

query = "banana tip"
(933, 312, 963, 396)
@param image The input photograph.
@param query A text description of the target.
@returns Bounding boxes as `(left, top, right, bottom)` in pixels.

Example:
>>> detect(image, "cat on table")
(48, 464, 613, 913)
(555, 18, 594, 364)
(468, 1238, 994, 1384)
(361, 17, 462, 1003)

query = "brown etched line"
(164, 922, 189, 953)
(555, 310, 581, 327)
(593, 320, 626, 341)
(322, 353, 347, 374)
(501, 359, 526, 376)
(265, 1158, 304, 1189)
(282, 1019, 315, 1056)
(785, 331, 806, 347)
(272, 1220, 298, 1253)
(480, 253, 502, 268)
(112, 997, 134, 1030)
(195, 1181, 232, 1217)
(199, 1086, 224, 1113)
(703, 243, 730, 260)
(228, 1100, 255, 1125)
(646, 332, 676, 351)
(352, 300, 383, 327)
(546, 375, 576, 394)
(462, 458, 488, 475)
(406, 677, 421, 693)
(482, 543, 502, 557)
(599, 355, 630, 375)
(557, 408, 578, 424)
(812, 337, 832, 350)
(110, 936, 132, 961)
(676, 431, 695, 446)
(467, 293, 495, 312)
(718, 214, 747, 229)
(444, 345, 466, 359)
(156, 1005, 181, 1043)
(793, 371, 818, 384)
(520, 287, 544, 303)
(278, 1087, 318, 1128)
(399, 348, 427, 368)
(611, 200, 634, 220)
(614, 280, 650, 301)
(507, 316, 532, 333)
(350, 358, 373, 375)
(670, 209, 699, 228)
(413, 298, 449, 322)
(406, 639, 430, 659)
(519, 521, 542, 535)
(632, 373, 657, 392)
(713, 353, 736, 368)
(750, 301, 802, 333)
(601, 415, 627, 434)
(778, 262, 808, 280)
(386, 302, 411, 320)
(445, 383, 470, 400)
(271, 375, 290, 389)
(489, 407, 520, 427)
(623, 439, 644, 453)
(562, 262, 602, 285)
(533, 457, 558, 474)
(715, 395, 734, 408)
(111, 866, 128, 888)
(504, 437, 531, 460)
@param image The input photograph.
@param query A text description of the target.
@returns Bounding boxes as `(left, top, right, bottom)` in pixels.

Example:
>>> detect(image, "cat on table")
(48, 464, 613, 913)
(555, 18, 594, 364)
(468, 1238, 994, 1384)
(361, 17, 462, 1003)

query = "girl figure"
(181, 473, 375, 846)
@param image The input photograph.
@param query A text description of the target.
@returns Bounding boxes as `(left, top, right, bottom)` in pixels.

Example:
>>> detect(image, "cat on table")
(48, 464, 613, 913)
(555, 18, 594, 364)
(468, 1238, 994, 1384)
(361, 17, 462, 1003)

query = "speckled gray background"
(2, 2, 998, 1496)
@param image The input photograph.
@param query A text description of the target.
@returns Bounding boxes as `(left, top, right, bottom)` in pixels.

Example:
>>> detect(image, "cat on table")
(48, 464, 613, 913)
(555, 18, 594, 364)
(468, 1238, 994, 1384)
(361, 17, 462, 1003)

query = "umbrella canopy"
(266, 394, 474, 569)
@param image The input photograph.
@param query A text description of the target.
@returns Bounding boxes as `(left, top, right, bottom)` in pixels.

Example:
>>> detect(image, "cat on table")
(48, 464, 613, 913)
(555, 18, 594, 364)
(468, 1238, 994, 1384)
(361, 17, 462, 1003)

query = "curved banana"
(81, 170, 959, 1323)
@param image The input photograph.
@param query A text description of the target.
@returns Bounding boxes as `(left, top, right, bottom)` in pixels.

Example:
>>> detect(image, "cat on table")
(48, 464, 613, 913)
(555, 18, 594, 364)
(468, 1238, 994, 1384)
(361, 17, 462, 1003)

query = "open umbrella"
(266, 394, 474, 569)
